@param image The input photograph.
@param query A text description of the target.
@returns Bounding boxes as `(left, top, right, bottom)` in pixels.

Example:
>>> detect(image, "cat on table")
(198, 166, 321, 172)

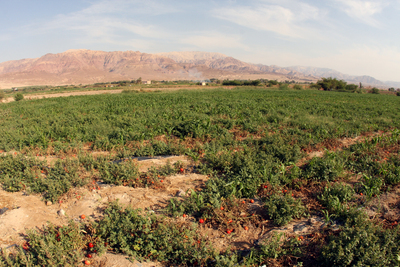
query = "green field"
(1, 87, 400, 266)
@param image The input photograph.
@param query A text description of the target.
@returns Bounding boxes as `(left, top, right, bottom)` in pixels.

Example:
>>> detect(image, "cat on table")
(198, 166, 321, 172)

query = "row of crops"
(0, 87, 400, 266)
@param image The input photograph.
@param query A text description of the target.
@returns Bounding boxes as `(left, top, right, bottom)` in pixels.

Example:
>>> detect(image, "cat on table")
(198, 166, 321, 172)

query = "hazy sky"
(1, 0, 399, 81)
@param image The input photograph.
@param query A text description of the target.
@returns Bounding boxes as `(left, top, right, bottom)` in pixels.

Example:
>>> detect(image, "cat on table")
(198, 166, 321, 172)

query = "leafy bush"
(96, 202, 216, 265)
(357, 174, 383, 198)
(0, 91, 5, 102)
(397, 91, 400, 96)
(321, 221, 400, 266)
(319, 183, 355, 208)
(371, 87, 380, 94)
(0, 222, 90, 266)
(293, 84, 303, 90)
(302, 152, 344, 181)
(317, 77, 347, 91)
(264, 193, 307, 226)
(98, 160, 139, 186)
(14, 93, 24, 101)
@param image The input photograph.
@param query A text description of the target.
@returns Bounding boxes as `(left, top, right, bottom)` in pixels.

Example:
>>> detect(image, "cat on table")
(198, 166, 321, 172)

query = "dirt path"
(2, 89, 124, 103)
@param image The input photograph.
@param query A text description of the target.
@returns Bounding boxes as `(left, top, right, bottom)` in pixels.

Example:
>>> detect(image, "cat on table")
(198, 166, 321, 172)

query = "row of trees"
(311, 77, 360, 92)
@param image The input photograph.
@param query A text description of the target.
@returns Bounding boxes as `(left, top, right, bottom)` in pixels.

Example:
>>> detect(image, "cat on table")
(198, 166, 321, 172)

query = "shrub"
(96, 202, 216, 265)
(357, 174, 383, 199)
(14, 93, 24, 101)
(321, 221, 400, 266)
(317, 77, 347, 91)
(302, 152, 344, 181)
(371, 87, 380, 94)
(397, 91, 400, 96)
(98, 160, 139, 186)
(0, 222, 89, 266)
(293, 84, 303, 90)
(279, 84, 290, 90)
(264, 193, 307, 226)
(319, 183, 355, 209)
(0, 91, 5, 102)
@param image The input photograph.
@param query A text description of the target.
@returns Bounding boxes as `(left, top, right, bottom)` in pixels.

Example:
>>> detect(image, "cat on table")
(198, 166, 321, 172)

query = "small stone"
(176, 190, 186, 197)
(46, 201, 52, 206)
(0, 207, 9, 215)
(293, 222, 308, 232)
(58, 209, 66, 216)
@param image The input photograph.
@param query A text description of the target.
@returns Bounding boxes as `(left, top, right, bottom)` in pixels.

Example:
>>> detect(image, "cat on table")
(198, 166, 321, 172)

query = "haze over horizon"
(1, 0, 399, 82)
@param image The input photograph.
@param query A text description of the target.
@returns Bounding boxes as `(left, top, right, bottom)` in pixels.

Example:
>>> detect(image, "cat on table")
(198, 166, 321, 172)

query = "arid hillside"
(0, 50, 315, 88)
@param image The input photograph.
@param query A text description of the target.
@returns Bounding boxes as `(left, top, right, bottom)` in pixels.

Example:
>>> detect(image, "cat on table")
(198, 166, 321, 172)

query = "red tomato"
(84, 260, 91, 265)
(88, 243, 94, 248)
(81, 215, 86, 220)
(199, 219, 204, 224)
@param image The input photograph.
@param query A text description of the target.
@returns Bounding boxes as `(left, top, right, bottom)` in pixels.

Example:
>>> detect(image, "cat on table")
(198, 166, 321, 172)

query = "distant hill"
(286, 66, 386, 87)
(0, 49, 396, 88)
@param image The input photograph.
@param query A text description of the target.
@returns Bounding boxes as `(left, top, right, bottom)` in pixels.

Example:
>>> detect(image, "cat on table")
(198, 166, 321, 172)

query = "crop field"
(0, 87, 400, 266)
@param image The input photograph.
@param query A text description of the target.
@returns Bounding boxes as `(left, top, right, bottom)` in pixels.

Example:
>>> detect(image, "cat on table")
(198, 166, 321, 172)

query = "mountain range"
(0, 49, 396, 88)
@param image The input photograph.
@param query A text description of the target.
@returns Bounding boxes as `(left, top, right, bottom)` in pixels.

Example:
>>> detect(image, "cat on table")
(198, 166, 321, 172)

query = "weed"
(264, 193, 307, 226)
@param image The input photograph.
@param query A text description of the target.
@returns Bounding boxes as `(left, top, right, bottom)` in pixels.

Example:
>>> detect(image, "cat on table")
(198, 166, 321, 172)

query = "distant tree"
(345, 84, 359, 91)
(397, 92, 400, 96)
(371, 87, 380, 94)
(0, 91, 4, 102)
(309, 83, 320, 89)
(293, 84, 303, 90)
(268, 80, 279, 86)
(136, 77, 142, 84)
(388, 87, 395, 92)
(317, 77, 347, 91)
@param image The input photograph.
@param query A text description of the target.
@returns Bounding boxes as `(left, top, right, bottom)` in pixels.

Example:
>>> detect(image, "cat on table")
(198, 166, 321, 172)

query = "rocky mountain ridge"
(0, 49, 394, 88)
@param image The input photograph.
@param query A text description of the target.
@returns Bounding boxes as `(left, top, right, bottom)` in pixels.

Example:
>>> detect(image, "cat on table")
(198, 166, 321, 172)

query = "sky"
(1, 0, 400, 82)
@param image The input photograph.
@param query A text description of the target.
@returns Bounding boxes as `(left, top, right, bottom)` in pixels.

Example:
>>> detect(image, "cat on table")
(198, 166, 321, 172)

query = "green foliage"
(345, 84, 358, 91)
(293, 84, 303, 90)
(317, 77, 347, 91)
(396, 91, 400, 96)
(14, 93, 24, 101)
(371, 87, 380, 94)
(0, 91, 5, 102)
(222, 80, 261, 86)
(321, 221, 400, 266)
(319, 183, 355, 208)
(264, 193, 307, 226)
(357, 174, 383, 199)
(0, 155, 87, 202)
(98, 160, 139, 186)
(0, 221, 89, 266)
(302, 152, 344, 181)
(96, 202, 216, 265)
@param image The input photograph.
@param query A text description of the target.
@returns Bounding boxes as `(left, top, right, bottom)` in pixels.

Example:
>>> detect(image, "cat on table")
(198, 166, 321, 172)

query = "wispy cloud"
(334, 0, 386, 27)
(211, 1, 325, 39)
(19, 0, 176, 49)
(180, 32, 248, 50)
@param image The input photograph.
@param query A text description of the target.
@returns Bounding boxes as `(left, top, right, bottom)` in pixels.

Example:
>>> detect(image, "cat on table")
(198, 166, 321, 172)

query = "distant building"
(142, 81, 151, 85)
(201, 82, 207, 86)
